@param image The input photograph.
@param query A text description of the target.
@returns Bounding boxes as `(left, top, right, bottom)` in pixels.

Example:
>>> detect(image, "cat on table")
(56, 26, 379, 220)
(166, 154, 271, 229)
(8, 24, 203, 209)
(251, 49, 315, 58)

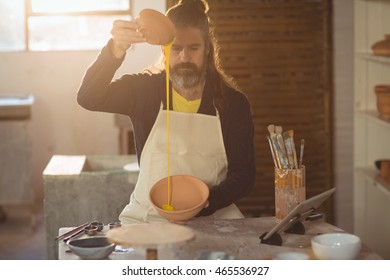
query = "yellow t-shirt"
(172, 89, 201, 113)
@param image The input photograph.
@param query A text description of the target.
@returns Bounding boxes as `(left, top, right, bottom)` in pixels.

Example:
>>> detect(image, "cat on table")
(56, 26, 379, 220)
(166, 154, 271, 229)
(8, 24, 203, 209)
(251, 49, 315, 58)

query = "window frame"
(24, 0, 133, 51)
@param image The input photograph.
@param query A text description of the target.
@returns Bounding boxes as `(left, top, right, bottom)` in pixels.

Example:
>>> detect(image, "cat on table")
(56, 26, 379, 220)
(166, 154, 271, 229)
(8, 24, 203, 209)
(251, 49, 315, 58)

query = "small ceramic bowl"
(371, 35, 390, 57)
(311, 233, 361, 260)
(84, 225, 98, 236)
(375, 84, 390, 94)
(67, 237, 115, 260)
(137, 9, 176, 45)
(375, 159, 382, 170)
(108, 222, 122, 230)
(375, 85, 390, 120)
(90, 221, 104, 232)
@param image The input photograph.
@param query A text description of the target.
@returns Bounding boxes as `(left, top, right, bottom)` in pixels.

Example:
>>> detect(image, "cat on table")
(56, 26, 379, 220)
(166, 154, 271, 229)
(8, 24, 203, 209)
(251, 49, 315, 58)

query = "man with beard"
(77, 0, 255, 224)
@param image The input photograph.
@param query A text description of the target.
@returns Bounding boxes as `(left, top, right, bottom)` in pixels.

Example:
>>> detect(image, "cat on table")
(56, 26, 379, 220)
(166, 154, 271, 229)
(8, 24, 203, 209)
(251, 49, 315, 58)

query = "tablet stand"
(258, 188, 336, 247)
(284, 220, 305, 234)
(259, 212, 310, 246)
(259, 231, 283, 246)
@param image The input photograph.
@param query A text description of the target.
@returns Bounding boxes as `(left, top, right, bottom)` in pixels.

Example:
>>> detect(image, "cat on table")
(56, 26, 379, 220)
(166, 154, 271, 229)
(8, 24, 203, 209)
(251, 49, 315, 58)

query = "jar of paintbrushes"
(267, 124, 306, 223)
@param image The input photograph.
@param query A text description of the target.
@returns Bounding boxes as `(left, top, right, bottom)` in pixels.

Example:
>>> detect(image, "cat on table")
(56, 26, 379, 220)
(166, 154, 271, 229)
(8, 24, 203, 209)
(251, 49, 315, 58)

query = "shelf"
(356, 167, 390, 194)
(356, 110, 390, 128)
(354, 0, 390, 259)
(356, 53, 390, 64)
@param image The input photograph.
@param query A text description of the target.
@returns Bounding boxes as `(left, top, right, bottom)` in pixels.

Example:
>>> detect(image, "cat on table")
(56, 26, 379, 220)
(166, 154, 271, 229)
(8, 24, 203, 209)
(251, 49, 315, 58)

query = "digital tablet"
(263, 187, 336, 240)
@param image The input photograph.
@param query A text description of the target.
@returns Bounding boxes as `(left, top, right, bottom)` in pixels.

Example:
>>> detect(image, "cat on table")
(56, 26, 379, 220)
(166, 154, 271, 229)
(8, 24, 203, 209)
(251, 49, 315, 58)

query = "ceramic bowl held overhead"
(149, 175, 209, 222)
(311, 233, 361, 260)
(67, 237, 115, 260)
(137, 9, 176, 45)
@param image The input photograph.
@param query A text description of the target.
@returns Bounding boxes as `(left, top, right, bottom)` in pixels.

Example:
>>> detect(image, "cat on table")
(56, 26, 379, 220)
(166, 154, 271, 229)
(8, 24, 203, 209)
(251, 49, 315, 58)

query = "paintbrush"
(267, 124, 283, 168)
(299, 139, 305, 168)
(283, 130, 295, 169)
(267, 136, 278, 168)
(267, 124, 275, 137)
(267, 125, 279, 168)
(283, 130, 299, 169)
(275, 125, 289, 168)
(268, 124, 288, 169)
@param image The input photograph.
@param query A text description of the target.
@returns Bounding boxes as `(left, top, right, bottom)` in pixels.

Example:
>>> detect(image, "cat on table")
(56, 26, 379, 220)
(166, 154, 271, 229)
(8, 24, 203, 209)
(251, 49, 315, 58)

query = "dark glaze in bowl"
(67, 237, 115, 260)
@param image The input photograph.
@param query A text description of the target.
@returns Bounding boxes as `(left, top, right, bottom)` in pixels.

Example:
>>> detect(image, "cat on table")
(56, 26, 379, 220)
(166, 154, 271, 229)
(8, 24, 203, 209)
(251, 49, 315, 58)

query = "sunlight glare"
(31, 0, 129, 13)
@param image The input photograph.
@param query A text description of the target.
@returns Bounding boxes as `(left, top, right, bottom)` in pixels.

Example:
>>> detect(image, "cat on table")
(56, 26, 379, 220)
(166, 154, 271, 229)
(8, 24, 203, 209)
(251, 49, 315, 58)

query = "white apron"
(119, 105, 244, 224)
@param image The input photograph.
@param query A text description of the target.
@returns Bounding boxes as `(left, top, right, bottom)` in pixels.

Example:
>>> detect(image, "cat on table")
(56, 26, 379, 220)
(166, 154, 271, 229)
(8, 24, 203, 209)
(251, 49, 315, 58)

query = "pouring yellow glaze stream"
(163, 41, 175, 211)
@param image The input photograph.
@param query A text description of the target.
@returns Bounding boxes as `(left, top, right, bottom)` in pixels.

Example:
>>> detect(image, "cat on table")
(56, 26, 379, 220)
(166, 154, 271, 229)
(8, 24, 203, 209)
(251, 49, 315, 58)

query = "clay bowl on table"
(90, 221, 104, 232)
(311, 233, 361, 260)
(108, 221, 122, 230)
(137, 9, 176, 45)
(67, 237, 115, 260)
(149, 175, 209, 223)
(83, 225, 98, 236)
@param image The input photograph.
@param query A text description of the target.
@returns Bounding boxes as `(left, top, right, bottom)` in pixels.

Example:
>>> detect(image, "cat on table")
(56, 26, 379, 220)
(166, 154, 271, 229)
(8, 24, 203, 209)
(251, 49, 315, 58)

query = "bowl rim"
(67, 237, 115, 259)
(149, 175, 210, 214)
(84, 225, 98, 236)
(311, 232, 361, 246)
(108, 221, 122, 228)
(67, 236, 115, 249)
(90, 221, 104, 231)
(375, 85, 390, 94)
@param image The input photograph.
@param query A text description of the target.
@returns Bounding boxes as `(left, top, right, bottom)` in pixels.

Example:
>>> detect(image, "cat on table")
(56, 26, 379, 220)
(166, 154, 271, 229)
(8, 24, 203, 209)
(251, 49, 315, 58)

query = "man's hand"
(110, 20, 146, 58)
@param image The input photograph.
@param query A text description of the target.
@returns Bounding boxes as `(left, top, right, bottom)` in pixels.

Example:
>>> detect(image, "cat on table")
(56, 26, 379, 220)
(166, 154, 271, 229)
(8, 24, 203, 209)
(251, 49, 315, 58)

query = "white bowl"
(311, 233, 361, 260)
(67, 237, 115, 260)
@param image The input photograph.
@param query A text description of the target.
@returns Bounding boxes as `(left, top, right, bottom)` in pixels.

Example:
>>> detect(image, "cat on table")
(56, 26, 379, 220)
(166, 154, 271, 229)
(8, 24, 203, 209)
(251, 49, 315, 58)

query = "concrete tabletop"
(58, 217, 382, 260)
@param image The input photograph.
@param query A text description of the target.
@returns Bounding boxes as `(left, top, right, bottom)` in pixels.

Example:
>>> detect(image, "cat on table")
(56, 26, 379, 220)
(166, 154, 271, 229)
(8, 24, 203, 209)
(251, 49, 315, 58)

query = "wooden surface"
(58, 217, 381, 260)
(106, 223, 195, 247)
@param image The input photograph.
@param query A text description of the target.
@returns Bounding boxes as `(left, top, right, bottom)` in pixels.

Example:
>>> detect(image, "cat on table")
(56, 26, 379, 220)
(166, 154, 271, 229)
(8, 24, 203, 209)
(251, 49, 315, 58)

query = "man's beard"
(170, 62, 205, 89)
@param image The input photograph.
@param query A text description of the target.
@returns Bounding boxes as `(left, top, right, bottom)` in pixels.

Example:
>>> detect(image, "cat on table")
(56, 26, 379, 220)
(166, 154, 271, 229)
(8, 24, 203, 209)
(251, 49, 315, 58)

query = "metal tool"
(54, 222, 89, 241)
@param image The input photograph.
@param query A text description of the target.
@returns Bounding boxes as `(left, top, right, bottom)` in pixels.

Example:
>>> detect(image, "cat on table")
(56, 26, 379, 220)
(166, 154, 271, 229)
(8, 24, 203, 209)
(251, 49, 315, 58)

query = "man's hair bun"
(178, 0, 209, 14)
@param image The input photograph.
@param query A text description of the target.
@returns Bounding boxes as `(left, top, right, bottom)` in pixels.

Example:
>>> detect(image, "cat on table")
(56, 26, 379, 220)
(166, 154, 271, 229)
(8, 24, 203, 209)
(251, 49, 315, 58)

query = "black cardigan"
(77, 40, 256, 216)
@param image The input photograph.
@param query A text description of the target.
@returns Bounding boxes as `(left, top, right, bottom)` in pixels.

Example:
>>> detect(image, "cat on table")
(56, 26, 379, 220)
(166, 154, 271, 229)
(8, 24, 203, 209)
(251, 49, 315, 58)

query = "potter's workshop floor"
(0, 204, 46, 260)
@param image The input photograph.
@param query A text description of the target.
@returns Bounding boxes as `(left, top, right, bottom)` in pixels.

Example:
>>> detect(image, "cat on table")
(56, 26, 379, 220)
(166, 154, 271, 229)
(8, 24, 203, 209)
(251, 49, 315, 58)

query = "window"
(0, 0, 132, 52)
(0, 0, 25, 52)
